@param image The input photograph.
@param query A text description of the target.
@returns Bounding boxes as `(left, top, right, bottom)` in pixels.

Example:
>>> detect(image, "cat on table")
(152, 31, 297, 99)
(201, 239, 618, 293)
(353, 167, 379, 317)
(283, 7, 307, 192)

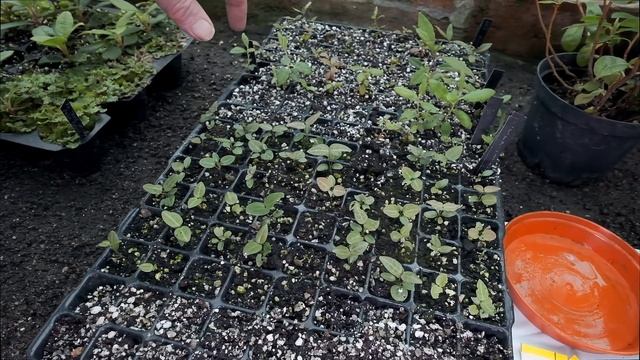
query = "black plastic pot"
(518, 53, 640, 185)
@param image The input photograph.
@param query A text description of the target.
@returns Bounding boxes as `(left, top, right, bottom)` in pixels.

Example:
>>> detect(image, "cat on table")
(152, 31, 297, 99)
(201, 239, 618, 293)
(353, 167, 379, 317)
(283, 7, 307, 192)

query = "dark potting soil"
(1, 18, 639, 360)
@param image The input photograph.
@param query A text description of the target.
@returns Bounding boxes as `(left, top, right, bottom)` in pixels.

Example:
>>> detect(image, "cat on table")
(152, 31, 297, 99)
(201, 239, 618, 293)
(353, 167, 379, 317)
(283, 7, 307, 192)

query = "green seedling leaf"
(381, 272, 397, 282)
(454, 109, 472, 129)
(220, 155, 235, 166)
(224, 192, 239, 205)
(401, 271, 422, 285)
(161, 211, 183, 228)
(187, 197, 202, 208)
(143, 184, 163, 195)
(394, 86, 419, 102)
(138, 263, 156, 272)
(445, 146, 463, 162)
(174, 226, 192, 244)
(462, 88, 496, 103)
(383, 204, 401, 218)
(264, 192, 285, 209)
(316, 176, 335, 192)
(390, 285, 408, 302)
(243, 241, 262, 256)
(245, 202, 269, 216)
(379, 256, 404, 278)
(193, 182, 206, 198)
(334, 245, 350, 259)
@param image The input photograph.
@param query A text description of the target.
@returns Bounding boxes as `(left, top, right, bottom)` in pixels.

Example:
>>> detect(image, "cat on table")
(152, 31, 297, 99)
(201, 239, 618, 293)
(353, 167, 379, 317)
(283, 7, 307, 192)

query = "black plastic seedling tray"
(28, 18, 514, 360)
(0, 41, 190, 152)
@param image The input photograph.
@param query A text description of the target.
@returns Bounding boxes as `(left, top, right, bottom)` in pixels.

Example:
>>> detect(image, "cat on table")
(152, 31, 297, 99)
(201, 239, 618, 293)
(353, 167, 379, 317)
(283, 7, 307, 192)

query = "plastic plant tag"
(521, 343, 578, 360)
(473, 112, 526, 174)
(472, 18, 493, 47)
(471, 96, 502, 145)
(60, 99, 88, 141)
(484, 68, 505, 89)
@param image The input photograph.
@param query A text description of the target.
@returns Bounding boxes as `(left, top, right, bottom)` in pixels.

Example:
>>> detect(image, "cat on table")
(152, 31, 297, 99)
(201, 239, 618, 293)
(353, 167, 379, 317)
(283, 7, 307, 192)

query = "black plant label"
(60, 99, 88, 141)
(473, 112, 526, 174)
(484, 68, 504, 89)
(471, 97, 502, 145)
(472, 18, 493, 47)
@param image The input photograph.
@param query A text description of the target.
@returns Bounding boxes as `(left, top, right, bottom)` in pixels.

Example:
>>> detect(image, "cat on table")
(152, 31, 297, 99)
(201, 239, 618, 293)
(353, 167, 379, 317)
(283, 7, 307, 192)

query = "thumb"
(156, 0, 215, 41)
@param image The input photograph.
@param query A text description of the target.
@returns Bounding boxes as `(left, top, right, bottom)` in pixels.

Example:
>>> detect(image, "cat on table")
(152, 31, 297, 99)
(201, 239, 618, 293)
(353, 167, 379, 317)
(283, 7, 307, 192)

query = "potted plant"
(518, 0, 639, 185)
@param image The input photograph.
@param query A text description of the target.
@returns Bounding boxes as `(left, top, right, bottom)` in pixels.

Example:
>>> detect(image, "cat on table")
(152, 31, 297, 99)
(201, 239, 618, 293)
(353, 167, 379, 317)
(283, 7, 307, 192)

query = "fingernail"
(192, 19, 214, 41)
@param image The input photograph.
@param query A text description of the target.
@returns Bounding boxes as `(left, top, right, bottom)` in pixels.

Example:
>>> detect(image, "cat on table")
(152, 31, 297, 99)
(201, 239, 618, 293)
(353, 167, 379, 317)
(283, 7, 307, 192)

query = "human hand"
(156, 0, 248, 41)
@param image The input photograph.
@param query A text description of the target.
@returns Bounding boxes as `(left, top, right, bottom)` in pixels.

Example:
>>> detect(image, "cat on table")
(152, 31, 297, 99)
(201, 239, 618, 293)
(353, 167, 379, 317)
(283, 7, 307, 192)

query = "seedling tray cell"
(29, 18, 514, 359)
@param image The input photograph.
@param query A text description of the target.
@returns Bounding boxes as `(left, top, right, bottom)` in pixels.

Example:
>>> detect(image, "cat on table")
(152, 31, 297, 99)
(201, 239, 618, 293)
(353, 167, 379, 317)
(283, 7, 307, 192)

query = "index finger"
(156, 0, 215, 41)
(226, 0, 248, 32)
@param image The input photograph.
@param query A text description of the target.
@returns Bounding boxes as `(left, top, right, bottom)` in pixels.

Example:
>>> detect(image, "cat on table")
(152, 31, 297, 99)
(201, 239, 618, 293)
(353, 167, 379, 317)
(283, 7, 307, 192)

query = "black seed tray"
(28, 18, 514, 359)
(0, 40, 191, 152)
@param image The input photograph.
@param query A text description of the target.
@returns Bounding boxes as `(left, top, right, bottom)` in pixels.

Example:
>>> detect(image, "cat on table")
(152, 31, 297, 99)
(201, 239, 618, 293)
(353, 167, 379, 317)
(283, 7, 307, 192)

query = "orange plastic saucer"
(505, 211, 639, 355)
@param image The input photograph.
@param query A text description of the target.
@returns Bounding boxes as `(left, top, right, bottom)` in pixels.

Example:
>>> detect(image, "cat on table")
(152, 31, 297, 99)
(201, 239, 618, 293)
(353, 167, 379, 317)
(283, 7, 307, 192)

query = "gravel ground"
(1, 19, 638, 360)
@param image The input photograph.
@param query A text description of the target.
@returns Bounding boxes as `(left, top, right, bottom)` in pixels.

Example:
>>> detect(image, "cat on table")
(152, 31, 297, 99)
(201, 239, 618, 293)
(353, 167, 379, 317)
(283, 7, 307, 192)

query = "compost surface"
(1, 22, 638, 360)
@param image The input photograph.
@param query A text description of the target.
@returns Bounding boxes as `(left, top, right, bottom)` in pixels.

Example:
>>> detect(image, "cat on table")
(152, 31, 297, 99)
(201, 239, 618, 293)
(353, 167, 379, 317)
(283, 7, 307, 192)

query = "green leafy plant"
(288, 112, 320, 142)
(31, 11, 83, 58)
(416, 13, 439, 52)
(468, 279, 496, 318)
(187, 182, 206, 209)
(210, 226, 232, 252)
(467, 222, 497, 243)
(171, 157, 192, 173)
(468, 185, 500, 206)
(215, 137, 244, 156)
(233, 122, 260, 140)
(83, 11, 139, 60)
(245, 192, 285, 221)
(224, 192, 243, 215)
(383, 202, 421, 250)
(424, 200, 462, 224)
(427, 235, 456, 256)
(199, 153, 236, 169)
(335, 199, 380, 266)
(430, 179, 449, 195)
(536, 0, 639, 120)
(272, 32, 314, 90)
(370, 6, 384, 29)
(143, 172, 185, 208)
(333, 237, 370, 265)
(307, 143, 352, 172)
(279, 150, 307, 163)
(243, 222, 271, 267)
(1, 50, 15, 63)
(349, 194, 375, 211)
(109, 0, 165, 32)
(351, 66, 384, 96)
(97, 230, 121, 252)
(378, 256, 422, 302)
(244, 165, 257, 189)
(316, 175, 346, 197)
(161, 211, 192, 246)
(137, 262, 157, 273)
(248, 139, 274, 161)
(400, 166, 423, 192)
(432, 145, 463, 167)
(230, 33, 260, 69)
(383, 203, 421, 224)
(430, 273, 449, 299)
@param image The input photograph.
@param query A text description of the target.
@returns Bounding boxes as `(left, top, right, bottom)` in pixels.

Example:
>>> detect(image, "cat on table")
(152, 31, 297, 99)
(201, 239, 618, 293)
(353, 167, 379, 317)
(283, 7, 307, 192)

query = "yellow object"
(521, 343, 579, 360)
